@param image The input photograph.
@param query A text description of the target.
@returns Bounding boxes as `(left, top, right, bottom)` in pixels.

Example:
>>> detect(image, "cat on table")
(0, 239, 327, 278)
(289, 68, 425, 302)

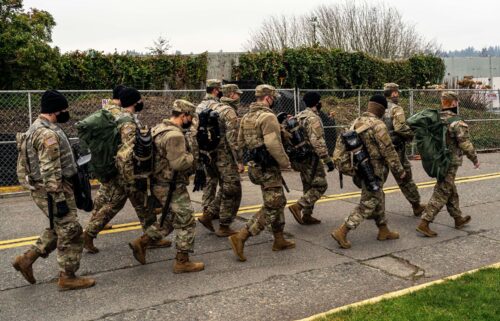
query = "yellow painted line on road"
(296, 261, 500, 321)
(1, 172, 499, 251)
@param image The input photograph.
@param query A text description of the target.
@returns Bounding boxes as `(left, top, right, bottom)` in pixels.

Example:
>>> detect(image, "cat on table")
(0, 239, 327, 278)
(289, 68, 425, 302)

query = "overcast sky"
(24, 0, 500, 54)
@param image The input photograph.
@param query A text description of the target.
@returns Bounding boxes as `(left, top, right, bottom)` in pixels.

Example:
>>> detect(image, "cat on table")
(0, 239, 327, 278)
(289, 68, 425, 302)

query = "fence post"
(295, 88, 300, 115)
(28, 92, 32, 125)
(357, 90, 361, 116)
(410, 90, 415, 156)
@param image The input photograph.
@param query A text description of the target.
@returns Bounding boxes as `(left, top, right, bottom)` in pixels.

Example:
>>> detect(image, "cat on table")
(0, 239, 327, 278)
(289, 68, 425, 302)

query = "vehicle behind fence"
(1, 89, 498, 186)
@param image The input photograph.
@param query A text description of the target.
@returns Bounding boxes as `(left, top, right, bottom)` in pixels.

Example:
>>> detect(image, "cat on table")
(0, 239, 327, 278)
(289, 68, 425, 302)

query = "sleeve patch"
(43, 137, 57, 147)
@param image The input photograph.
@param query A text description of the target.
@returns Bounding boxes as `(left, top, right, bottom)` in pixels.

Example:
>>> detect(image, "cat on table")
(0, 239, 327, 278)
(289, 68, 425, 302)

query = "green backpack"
(76, 109, 132, 182)
(407, 109, 460, 181)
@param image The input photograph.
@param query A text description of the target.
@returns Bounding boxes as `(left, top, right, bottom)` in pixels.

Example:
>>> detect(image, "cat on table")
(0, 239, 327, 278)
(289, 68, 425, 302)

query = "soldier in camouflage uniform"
(12, 90, 95, 290)
(383, 83, 425, 216)
(417, 91, 479, 237)
(331, 95, 406, 249)
(198, 84, 245, 236)
(195, 80, 224, 219)
(229, 85, 295, 262)
(288, 92, 335, 225)
(84, 87, 171, 255)
(143, 99, 204, 272)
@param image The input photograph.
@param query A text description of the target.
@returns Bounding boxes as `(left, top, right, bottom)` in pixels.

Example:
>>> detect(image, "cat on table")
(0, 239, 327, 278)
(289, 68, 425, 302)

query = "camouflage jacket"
(353, 112, 405, 179)
(195, 94, 219, 114)
(20, 116, 77, 202)
(152, 119, 194, 184)
(441, 111, 478, 166)
(114, 107, 140, 185)
(238, 102, 290, 168)
(296, 107, 332, 163)
(212, 97, 242, 164)
(383, 102, 414, 147)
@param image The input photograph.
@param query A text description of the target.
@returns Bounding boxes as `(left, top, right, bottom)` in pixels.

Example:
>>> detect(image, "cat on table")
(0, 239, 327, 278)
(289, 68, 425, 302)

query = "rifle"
(159, 171, 178, 227)
(282, 177, 290, 193)
(47, 194, 54, 229)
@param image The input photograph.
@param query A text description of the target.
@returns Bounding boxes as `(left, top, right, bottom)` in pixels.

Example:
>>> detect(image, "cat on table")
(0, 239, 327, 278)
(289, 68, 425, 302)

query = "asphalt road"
(0, 153, 499, 321)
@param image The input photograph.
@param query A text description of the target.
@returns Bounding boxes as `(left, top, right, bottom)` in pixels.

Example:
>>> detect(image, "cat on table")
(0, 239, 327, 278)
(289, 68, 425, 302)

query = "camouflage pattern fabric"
(291, 155, 327, 217)
(20, 116, 83, 273)
(153, 184, 195, 252)
(422, 111, 478, 222)
(422, 166, 462, 222)
(389, 146, 421, 205)
(246, 165, 286, 234)
(296, 108, 331, 162)
(202, 98, 242, 225)
(152, 119, 196, 252)
(345, 182, 387, 229)
(344, 112, 405, 230)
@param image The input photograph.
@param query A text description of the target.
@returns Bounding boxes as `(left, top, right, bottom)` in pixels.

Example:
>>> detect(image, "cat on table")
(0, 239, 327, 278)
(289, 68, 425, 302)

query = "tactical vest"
(24, 118, 77, 183)
(152, 121, 185, 182)
(354, 116, 383, 161)
(296, 109, 317, 145)
(240, 106, 270, 150)
(383, 102, 396, 134)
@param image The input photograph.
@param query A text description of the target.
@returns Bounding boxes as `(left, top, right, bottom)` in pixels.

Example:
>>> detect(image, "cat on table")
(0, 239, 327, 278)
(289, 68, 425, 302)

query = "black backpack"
(196, 108, 221, 154)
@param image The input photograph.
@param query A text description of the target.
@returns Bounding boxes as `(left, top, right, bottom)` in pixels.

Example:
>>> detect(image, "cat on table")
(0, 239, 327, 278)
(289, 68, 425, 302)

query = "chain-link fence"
(0, 89, 295, 186)
(1, 89, 499, 186)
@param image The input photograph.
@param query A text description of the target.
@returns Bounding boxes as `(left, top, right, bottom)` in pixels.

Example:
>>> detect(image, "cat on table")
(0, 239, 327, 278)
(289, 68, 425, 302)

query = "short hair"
(383, 89, 394, 98)
(171, 110, 183, 117)
(206, 87, 218, 94)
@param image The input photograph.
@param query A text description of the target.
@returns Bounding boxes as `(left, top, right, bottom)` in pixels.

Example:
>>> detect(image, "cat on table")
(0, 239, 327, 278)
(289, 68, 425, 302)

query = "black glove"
(326, 160, 335, 172)
(55, 201, 70, 217)
(192, 164, 207, 192)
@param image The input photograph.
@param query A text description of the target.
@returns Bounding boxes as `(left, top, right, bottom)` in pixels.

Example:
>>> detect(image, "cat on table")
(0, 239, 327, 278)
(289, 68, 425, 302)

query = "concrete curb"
(296, 261, 500, 321)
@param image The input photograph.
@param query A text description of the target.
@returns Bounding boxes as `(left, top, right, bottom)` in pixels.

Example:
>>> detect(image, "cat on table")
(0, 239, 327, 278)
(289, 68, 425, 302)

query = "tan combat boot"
(288, 203, 304, 224)
(215, 225, 238, 237)
(377, 224, 400, 241)
(412, 203, 426, 217)
(272, 232, 296, 251)
(198, 211, 215, 232)
(454, 215, 471, 229)
(12, 249, 40, 284)
(103, 223, 113, 230)
(302, 215, 322, 225)
(173, 252, 205, 273)
(416, 219, 437, 237)
(331, 224, 351, 249)
(228, 227, 250, 261)
(83, 231, 99, 254)
(147, 238, 172, 249)
(57, 271, 95, 291)
(129, 234, 152, 265)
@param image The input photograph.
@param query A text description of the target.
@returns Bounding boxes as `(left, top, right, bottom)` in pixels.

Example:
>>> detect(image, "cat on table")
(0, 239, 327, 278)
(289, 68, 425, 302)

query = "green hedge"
(58, 50, 208, 90)
(232, 47, 445, 89)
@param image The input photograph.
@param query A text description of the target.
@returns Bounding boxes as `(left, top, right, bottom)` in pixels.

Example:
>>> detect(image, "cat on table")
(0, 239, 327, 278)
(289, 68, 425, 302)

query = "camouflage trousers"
(202, 157, 242, 225)
(422, 166, 462, 222)
(291, 155, 328, 216)
(153, 183, 195, 252)
(30, 184, 83, 273)
(390, 146, 421, 206)
(85, 176, 163, 241)
(345, 181, 387, 230)
(246, 165, 286, 235)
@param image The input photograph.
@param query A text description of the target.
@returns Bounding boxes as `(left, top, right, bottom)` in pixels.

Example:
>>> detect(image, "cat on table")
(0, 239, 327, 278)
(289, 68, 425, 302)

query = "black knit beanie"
(119, 87, 141, 107)
(303, 92, 321, 107)
(367, 95, 388, 118)
(113, 85, 126, 99)
(41, 90, 69, 113)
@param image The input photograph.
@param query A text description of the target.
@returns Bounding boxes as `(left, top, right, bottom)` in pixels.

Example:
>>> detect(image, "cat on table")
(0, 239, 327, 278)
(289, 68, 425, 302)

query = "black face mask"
(56, 111, 70, 123)
(391, 96, 399, 104)
(182, 116, 192, 129)
(269, 97, 277, 109)
(135, 102, 144, 112)
(217, 91, 223, 99)
(316, 102, 322, 111)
